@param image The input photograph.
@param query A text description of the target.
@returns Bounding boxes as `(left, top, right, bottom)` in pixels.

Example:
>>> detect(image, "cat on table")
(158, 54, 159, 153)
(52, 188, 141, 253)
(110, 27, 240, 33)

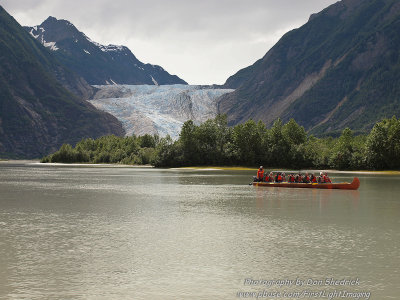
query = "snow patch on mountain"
(99, 44, 125, 52)
(89, 85, 234, 139)
(29, 20, 129, 55)
(83, 33, 125, 53)
(29, 29, 39, 39)
(28, 26, 59, 51)
(43, 41, 59, 51)
(150, 76, 159, 86)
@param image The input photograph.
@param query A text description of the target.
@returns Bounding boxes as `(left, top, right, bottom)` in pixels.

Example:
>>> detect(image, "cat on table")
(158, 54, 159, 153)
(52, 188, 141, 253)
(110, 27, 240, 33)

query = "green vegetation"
(42, 115, 400, 170)
(41, 134, 157, 165)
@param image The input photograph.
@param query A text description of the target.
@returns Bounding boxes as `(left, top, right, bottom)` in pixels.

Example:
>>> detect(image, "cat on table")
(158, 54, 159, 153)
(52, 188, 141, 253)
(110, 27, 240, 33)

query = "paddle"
(249, 176, 257, 185)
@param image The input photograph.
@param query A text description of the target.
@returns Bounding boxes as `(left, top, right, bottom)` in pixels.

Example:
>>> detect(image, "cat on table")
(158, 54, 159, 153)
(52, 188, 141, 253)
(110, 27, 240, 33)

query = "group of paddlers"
(255, 166, 332, 183)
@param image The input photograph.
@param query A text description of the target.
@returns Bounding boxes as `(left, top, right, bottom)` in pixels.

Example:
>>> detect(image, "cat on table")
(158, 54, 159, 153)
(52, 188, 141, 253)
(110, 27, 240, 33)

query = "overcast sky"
(2, 0, 338, 85)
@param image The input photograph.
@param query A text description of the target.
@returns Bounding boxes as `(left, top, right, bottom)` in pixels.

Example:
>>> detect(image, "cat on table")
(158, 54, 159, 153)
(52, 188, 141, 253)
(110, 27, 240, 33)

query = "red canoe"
(253, 177, 360, 190)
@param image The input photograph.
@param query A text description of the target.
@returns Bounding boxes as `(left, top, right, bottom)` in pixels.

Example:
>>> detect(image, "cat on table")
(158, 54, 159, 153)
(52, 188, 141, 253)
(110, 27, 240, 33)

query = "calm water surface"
(0, 162, 399, 299)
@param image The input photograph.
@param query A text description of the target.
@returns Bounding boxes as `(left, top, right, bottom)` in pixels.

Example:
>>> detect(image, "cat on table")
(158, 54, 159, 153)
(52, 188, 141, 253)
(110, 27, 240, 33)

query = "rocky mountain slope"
(219, 0, 400, 135)
(25, 17, 187, 86)
(0, 6, 124, 158)
(89, 85, 234, 139)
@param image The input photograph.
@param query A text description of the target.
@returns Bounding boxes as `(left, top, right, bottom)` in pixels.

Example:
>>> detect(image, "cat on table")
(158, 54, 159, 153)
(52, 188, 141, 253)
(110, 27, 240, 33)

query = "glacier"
(88, 85, 234, 139)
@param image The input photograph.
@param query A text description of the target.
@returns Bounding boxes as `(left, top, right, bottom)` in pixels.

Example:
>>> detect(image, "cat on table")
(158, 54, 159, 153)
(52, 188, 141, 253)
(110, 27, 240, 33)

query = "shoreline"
(165, 166, 400, 174)
(0, 160, 153, 168)
(0, 159, 40, 164)
(1, 160, 399, 174)
(172, 166, 400, 174)
(174, 166, 255, 171)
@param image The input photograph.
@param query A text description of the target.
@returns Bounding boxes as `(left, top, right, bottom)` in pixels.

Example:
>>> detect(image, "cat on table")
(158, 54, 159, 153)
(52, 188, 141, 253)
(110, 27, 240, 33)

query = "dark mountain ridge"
(25, 17, 187, 86)
(0, 6, 124, 158)
(219, 0, 400, 135)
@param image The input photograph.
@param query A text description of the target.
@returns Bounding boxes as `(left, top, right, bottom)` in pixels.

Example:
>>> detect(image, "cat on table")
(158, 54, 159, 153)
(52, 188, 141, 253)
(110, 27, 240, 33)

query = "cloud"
(2, 0, 338, 84)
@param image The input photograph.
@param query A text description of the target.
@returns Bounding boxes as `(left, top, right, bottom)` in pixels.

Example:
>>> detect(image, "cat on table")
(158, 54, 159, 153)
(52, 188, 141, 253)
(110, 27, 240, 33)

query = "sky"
(2, 0, 338, 85)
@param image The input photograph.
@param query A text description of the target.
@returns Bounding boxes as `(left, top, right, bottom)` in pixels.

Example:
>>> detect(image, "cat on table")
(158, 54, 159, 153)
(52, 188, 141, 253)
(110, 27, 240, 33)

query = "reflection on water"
(0, 163, 399, 299)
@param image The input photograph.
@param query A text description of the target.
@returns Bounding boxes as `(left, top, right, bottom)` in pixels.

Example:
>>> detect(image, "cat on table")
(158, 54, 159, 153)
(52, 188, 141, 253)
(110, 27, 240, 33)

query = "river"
(0, 162, 399, 299)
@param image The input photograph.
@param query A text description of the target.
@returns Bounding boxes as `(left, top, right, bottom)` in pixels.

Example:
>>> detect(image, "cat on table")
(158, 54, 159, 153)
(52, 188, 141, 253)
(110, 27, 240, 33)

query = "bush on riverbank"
(41, 134, 157, 165)
(41, 115, 400, 170)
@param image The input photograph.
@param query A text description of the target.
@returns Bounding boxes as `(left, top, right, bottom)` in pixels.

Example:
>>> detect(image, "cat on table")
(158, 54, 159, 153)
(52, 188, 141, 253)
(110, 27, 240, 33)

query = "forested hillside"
(0, 6, 124, 158)
(219, 0, 400, 135)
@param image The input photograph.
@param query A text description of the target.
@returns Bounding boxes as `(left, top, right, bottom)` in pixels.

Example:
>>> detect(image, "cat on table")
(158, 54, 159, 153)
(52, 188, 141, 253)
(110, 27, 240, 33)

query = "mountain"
(218, 0, 400, 135)
(89, 85, 234, 139)
(25, 17, 187, 86)
(0, 5, 124, 158)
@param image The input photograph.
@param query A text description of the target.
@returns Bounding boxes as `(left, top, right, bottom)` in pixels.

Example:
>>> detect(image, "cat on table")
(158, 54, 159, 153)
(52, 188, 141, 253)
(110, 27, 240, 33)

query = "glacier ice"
(88, 85, 234, 139)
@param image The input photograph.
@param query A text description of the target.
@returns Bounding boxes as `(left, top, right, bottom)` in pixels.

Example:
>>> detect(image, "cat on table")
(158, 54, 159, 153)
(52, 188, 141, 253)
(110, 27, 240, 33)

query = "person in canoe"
(303, 172, 310, 183)
(255, 166, 265, 182)
(310, 173, 317, 183)
(318, 172, 323, 183)
(323, 172, 332, 183)
(317, 171, 332, 183)
(288, 173, 295, 183)
(266, 172, 274, 182)
(295, 173, 302, 183)
(275, 172, 283, 183)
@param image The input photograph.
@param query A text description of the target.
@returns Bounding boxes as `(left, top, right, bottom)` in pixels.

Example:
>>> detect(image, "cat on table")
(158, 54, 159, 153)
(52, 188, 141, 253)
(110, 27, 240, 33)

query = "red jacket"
(323, 175, 331, 183)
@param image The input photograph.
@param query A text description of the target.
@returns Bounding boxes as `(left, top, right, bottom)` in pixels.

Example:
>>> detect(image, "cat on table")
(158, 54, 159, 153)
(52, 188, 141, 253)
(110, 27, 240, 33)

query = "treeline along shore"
(41, 115, 400, 170)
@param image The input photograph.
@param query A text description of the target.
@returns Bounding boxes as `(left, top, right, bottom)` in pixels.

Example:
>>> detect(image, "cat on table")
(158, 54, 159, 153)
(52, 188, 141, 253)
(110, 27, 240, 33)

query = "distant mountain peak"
(44, 16, 57, 22)
(309, 0, 372, 22)
(43, 16, 61, 23)
(25, 18, 187, 85)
